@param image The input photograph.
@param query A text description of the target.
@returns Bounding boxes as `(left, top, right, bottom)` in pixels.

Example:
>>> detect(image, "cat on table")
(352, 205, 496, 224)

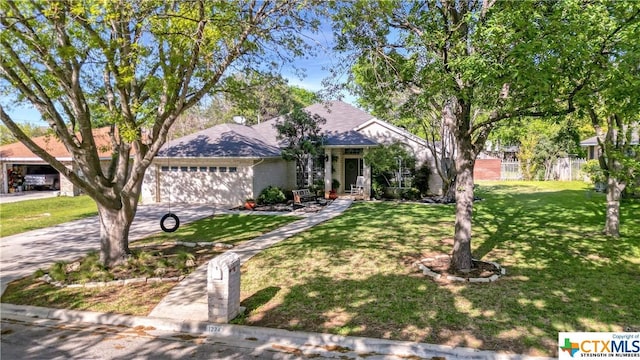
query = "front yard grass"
(3, 182, 639, 356)
(0, 195, 97, 237)
(236, 181, 639, 356)
(137, 213, 299, 246)
(1, 214, 299, 315)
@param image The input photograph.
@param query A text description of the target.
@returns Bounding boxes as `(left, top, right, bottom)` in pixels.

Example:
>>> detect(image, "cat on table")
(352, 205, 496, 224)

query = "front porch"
(322, 146, 373, 200)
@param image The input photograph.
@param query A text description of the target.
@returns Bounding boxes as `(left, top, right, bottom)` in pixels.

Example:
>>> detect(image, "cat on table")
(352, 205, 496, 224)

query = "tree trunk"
(604, 176, 625, 237)
(451, 141, 475, 271)
(97, 197, 137, 268)
(441, 176, 456, 203)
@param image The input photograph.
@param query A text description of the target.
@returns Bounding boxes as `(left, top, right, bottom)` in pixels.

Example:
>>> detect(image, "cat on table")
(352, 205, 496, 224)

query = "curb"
(1, 303, 554, 360)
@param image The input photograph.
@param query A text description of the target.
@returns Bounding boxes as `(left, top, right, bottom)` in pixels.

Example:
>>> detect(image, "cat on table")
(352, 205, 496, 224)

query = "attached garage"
(143, 159, 255, 206)
(141, 158, 295, 207)
(18, 163, 60, 190)
(140, 123, 296, 207)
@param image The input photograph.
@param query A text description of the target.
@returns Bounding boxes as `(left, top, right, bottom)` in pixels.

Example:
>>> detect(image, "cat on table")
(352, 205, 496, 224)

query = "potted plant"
(244, 198, 256, 210)
(329, 179, 340, 199)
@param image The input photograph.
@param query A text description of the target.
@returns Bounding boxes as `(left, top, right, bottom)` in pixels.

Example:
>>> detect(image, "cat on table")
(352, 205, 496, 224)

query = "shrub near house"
(258, 186, 286, 205)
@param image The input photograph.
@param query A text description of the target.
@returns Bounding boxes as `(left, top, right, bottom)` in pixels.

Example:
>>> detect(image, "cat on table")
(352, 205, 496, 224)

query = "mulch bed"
(407, 252, 502, 281)
(422, 255, 499, 279)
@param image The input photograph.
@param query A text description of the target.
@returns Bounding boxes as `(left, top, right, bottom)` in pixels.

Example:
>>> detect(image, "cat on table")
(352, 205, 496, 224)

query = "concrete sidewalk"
(149, 198, 353, 321)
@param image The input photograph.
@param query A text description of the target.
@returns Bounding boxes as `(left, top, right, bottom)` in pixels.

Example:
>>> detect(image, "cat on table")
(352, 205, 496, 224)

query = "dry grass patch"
(2, 277, 174, 315)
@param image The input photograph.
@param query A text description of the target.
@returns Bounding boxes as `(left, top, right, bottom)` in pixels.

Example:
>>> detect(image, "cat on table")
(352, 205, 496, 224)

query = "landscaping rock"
(65, 262, 81, 272)
(124, 278, 146, 285)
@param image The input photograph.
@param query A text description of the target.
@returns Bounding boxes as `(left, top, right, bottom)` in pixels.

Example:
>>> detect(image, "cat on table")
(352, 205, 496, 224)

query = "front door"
(344, 158, 362, 191)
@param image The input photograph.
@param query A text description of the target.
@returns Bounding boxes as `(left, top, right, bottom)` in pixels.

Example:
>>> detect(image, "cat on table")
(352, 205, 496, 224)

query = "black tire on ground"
(160, 213, 180, 233)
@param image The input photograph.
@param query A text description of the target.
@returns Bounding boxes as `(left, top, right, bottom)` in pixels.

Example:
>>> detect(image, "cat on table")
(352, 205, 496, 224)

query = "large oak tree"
(0, 0, 318, 267)
(330, 0, 616, 271)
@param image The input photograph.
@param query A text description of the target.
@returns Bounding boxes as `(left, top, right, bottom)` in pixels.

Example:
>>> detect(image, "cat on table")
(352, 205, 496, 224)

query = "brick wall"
(474, 159, 501, 180)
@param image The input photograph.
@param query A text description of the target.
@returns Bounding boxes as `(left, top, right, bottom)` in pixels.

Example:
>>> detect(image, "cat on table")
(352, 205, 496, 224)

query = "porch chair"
(350, 176, 365, 199)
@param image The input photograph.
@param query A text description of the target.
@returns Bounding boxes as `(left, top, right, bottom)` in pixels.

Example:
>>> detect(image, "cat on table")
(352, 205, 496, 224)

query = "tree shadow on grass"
(262, 201, 457, 269)
(238, 268, 639, 357)
(235, 188, 639, 357)
(472, 188, 633, 266)
(238, 286, 281, 315)
(139, 214, 299, 246)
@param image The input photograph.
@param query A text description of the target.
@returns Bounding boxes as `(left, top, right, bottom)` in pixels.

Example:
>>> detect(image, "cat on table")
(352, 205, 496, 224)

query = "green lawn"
(0, 195, 98, 237)
(138, 213, 301, 246)
(2, 213, 300, 313)
(3, 182, 638, 356)
(236, 181, 640, 356)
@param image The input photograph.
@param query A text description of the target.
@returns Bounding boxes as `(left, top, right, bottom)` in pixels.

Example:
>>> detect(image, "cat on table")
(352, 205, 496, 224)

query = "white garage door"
(157, 165, 252, 207)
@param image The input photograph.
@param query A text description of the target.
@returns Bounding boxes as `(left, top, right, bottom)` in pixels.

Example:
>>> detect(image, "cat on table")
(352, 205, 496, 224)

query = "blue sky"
(1, 24, 356, 127)
(1, 70, 355, 127)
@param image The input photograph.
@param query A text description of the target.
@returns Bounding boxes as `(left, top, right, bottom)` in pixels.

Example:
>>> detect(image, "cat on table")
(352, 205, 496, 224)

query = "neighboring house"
(0, 127, 113, 195)
(481, 140, 519, 161)
(580, 129, 639, 160)
(141, 101, 443, 207)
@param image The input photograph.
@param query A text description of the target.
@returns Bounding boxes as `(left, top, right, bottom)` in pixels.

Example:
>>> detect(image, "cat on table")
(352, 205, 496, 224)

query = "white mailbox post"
(207, 252, 241, 323)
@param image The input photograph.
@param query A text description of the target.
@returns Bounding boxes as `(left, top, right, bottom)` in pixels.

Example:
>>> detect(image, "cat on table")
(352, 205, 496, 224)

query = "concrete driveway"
(0, 190, 60, 204)
(0, 203, 219, 295)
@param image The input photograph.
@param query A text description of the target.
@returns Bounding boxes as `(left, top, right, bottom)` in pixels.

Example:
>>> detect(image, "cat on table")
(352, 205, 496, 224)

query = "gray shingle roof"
(324, 130, 378, 147)
(158, 123, 281, 158)
(160, 101, 380, 158)
(580, 129, 639, 146)
(252, 101, 376, 145)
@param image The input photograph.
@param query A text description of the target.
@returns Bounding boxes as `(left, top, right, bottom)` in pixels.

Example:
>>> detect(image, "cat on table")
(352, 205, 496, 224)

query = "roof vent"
(232, 116, 246, 125)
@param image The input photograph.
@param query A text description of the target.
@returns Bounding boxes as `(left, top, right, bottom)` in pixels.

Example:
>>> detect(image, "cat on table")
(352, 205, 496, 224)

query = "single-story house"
(141, 101, 443, 207)
(580, 129, 639, 160)
(0, 127, 113, 196)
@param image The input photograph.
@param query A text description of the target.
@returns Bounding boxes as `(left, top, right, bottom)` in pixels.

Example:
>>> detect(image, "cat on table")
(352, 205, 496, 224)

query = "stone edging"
(413, 254, 506, 283)
(39, 240, 234, 289)
(142, 241, 234, 249)
(39, 274, 187, 288)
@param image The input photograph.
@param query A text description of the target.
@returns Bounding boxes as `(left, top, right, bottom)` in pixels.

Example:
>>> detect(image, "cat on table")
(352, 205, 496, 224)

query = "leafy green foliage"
(49, 261, 68, 282)
(329, 0, 617, 269)
(0, 123, 49, 145)
(370, 179, 384, 200)
(401, 187, 421, 201)
(182, 73, 319, 134)
(412, 163, 432, 196)
(0, 0, 320, 266)
(276, 108, 326, 189)
(331, 178, 340, 190)
(363, 143, 416, 187)
(583, 159, 607, 185)
(257, 186, 286, 205)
